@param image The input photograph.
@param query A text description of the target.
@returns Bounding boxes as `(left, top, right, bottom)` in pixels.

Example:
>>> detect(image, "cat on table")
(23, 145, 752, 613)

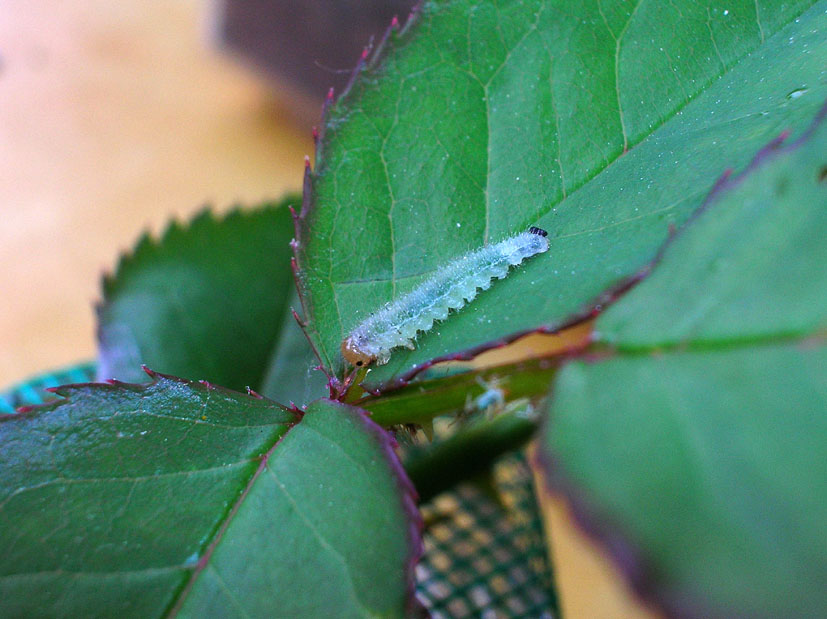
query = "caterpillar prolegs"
(341, 227, 549, 367)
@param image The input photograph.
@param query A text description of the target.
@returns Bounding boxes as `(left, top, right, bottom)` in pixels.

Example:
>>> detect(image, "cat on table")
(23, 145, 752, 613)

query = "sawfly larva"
(341, 226, 549, 367)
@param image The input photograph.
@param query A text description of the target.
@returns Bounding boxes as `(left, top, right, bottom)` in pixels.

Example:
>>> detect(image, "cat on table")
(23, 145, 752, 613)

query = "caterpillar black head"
(528, 226, 548, 237)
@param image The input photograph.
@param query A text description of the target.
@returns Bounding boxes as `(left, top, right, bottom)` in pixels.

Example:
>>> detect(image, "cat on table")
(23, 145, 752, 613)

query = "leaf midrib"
(165, 425, 291, 616)
(599, 328, 824, 357)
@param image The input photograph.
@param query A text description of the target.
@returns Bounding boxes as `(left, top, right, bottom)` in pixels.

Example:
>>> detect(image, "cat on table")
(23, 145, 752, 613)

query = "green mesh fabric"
(416, 453, 557, 617)
(2, 364, 558, 616)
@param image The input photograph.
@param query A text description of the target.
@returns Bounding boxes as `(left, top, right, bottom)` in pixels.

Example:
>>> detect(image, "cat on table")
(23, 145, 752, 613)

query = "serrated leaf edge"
(6, 366, 298, 419)
(98, 201, 297, 303)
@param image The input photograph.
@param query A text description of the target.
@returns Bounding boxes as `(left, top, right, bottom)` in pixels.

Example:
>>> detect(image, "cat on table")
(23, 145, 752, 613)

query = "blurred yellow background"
(0, 2, 659, 617)
(0, 0, 310, 387)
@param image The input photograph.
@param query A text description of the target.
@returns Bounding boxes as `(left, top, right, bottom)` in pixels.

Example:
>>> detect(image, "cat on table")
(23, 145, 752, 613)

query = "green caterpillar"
(341, 227, 549, 367)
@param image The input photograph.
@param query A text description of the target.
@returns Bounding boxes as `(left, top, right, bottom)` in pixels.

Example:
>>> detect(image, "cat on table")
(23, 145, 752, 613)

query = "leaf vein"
(266, 466, 373, 616)
(0, 460, 256, 512)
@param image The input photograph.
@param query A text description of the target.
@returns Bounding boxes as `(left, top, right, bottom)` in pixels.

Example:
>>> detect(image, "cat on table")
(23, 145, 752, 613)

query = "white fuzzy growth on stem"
(343, 229, 549, 365)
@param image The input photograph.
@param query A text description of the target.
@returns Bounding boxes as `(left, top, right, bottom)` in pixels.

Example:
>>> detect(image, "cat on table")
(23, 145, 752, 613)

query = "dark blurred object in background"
(216, 0, 416, 122)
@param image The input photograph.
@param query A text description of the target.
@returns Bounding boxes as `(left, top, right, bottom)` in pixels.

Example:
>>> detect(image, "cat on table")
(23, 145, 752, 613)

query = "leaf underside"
(297, 0, 824, 390)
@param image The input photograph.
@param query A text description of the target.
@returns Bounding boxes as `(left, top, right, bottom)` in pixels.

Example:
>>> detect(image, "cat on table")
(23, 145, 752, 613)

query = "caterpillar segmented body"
(341, 227, 549, 367)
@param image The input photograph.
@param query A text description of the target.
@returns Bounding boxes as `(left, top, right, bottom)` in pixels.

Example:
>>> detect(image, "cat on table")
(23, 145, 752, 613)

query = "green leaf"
(0, 377, 419, 617)
(259, 290, 330, 407)
(540, 110, 827, 617)
(0, 372, 293, 616)
(98, 198, 298, 393)
(595, 126, 827, 349)
(296, 0, 825, 388)
(176, 399, 419, 617)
